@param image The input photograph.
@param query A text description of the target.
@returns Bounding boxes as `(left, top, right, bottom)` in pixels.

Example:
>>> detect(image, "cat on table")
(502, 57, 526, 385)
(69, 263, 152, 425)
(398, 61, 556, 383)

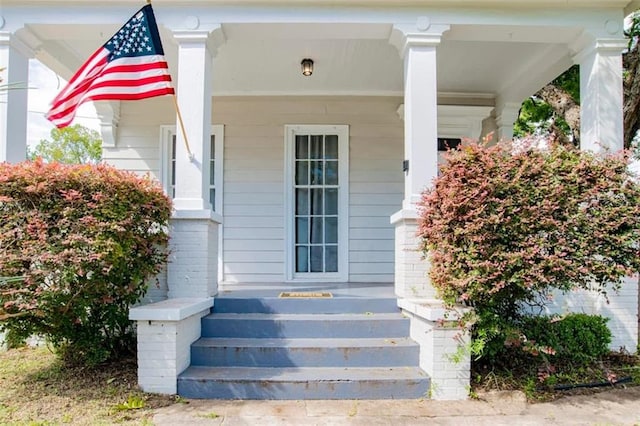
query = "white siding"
(102, 97, 175, 179)
(214, 96, 403, 283)
(103, 96, 403, 284)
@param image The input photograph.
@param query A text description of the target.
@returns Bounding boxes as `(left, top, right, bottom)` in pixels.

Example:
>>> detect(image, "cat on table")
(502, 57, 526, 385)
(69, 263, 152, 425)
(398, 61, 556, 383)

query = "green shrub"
(418, 139, 640, 359)
(516, 314, 611, 365)
(0, 160, 172, 365)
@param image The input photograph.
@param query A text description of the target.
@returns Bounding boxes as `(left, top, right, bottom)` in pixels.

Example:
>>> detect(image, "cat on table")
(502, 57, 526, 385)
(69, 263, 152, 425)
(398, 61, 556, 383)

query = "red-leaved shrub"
(0, 160, 172, 365)
(418, 140, 640, 359)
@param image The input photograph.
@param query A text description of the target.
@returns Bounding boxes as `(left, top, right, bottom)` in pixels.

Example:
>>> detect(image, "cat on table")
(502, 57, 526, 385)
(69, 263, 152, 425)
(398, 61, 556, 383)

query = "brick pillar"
(130, 298, 213, 394)
(399, 299, 471, 400)
(391, 210, 436, 299)
(167, 214, 219, 299)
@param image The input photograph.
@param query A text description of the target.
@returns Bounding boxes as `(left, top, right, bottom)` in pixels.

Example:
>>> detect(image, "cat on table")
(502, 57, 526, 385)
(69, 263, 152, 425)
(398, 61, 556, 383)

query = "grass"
(198, 412, 220, 419)
(1, 342, 638, 424)
(0, 346, 176, 425)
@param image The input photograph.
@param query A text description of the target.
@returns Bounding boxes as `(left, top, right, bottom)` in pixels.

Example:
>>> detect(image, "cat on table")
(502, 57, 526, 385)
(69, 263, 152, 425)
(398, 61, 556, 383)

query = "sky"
(27, 59, 100, 148)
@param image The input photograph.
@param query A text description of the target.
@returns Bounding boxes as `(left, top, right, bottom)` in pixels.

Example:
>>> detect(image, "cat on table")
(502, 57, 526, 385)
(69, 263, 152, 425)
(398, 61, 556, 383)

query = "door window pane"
(310, 246, 323, 272)
(325, 135, 338, 159)
(296, 189, 309, 215)
(310, 217, 323, 244)
(296, 218, 309, 244)
(325, 246, 338, 272)
(325, 189, 338, 215)
(296, 135, 308, 159)
(310, 161, 323, 185)
(296, 246, 309, 272)
(325, 161, 338, 185)
(325, 217, 338, 244)
(310, 135, 323, 159)
(310, 189, 323, 215)
(295, 161, 309, 185)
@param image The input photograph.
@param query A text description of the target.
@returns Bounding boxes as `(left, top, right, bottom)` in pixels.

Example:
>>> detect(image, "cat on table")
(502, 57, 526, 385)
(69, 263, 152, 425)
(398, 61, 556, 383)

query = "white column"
(494, 102, 521, 142)
(403, 40, 438, 209)
(389, 22, 448, 299)
(172, 30, 214, 211)
(166, 27, 223, 299)
(0, 32, 30, 163)
(390, 21, 471, 401)
(392, 28, 447, 210)
(576, 39, 626, 153)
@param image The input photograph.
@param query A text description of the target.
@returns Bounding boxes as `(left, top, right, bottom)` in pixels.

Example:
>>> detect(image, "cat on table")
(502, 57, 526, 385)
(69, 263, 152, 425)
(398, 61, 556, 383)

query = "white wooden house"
(2, 0, 639, 400)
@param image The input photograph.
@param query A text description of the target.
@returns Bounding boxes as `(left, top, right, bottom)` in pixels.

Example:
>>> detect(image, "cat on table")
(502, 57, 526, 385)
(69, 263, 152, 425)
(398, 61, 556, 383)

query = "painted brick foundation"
(399, 299, 470, 400)
(130, 298, 214, 394)
(542, 275, 639, 351)
(167, 214, 220, 299)
(391, 210, 437, 299)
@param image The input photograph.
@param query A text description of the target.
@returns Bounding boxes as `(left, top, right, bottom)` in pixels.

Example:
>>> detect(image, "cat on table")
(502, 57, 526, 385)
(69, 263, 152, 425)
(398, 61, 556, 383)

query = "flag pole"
(172, 94, 194, 160)
(144, 0, 191, 160)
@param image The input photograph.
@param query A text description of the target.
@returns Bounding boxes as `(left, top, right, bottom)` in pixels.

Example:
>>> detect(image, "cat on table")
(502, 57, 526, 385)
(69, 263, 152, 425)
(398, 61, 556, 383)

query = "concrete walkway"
(153, 386, 640, 425)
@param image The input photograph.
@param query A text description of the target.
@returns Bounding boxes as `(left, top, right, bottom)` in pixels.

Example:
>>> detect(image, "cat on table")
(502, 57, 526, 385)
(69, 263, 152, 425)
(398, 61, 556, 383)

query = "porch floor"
(217, 282, 395, 299)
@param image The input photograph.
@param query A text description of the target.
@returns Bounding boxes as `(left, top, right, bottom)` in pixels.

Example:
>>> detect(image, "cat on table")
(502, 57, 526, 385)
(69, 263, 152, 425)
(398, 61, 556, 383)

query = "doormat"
(279, 292, 333, 298)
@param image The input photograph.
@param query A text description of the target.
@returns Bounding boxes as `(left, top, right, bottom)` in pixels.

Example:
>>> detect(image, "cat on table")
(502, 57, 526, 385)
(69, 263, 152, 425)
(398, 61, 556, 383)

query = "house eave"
(2, 0, 638, 8)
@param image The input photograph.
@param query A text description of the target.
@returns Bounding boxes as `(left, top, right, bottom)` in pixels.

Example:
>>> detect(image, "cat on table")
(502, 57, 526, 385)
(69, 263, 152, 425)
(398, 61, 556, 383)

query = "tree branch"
(624, 41, 640, 148)
(535, 84, 581, 144)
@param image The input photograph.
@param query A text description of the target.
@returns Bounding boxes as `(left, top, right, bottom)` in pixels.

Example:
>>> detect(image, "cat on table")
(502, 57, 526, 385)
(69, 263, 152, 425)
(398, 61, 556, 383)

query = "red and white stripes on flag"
(46, 4, 174, 128)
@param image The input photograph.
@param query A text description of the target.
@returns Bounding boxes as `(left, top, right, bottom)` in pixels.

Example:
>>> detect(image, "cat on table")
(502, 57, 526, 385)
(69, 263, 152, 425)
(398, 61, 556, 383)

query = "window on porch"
(160, 125, 224, 213)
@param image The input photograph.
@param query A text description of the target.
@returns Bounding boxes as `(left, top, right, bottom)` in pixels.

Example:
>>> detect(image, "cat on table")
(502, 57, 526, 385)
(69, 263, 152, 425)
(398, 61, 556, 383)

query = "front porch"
(130, 282, 467, 400)
(3, 0, 635, 401)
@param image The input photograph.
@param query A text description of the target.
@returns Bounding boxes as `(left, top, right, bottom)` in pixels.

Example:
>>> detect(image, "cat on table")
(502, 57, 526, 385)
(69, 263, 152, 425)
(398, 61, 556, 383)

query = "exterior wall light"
(301, 58, 314, 76)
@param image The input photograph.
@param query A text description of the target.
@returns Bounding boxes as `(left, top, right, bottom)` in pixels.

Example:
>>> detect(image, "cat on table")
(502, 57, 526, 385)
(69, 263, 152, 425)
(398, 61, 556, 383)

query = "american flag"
(46, 4, 175, 128)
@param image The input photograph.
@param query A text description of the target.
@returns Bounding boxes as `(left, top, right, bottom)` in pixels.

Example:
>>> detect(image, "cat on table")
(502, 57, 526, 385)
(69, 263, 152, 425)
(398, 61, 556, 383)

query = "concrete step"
(213, 296, 399, 314)
(178, 366, 430, 400)
(191, 337, 419, 367)
(201, 313, 409, 338)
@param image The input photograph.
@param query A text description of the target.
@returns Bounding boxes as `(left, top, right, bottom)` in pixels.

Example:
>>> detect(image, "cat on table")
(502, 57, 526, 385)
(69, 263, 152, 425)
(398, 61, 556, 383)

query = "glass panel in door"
(294, 134, 339, 274)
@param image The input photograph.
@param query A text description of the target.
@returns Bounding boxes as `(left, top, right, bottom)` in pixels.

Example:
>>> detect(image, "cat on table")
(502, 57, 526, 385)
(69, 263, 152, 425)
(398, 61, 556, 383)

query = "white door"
(285, 125, 349, 282)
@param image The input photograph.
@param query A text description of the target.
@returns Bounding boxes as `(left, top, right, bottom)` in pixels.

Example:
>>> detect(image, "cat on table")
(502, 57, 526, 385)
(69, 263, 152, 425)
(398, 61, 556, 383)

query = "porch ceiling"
(23, 21, 580, 103)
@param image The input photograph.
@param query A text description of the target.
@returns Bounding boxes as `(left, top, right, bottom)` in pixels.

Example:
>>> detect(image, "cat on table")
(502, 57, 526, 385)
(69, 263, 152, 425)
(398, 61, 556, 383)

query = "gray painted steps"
(191, 337, 420, 367)
(179, 292, 430, 399)
(178, 366, 430, 400)
(201, 312, 409, 338)
(213, 296, 398, 314)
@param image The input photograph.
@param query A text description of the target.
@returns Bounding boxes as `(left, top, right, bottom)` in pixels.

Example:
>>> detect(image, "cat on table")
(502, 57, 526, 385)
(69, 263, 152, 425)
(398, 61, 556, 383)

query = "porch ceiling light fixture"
(301, 58, 314, 76)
